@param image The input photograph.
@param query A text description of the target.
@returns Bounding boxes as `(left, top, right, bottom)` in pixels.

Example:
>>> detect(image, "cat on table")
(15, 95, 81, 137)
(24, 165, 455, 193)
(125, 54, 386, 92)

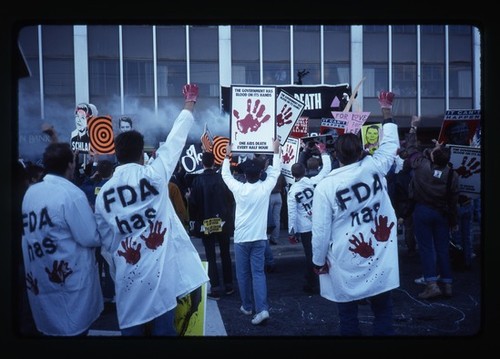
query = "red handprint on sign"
(233, 98, 271, 134)
(140, 220, 167, 250)
(282, 144, 295, 164)
(118, 237, 142, 265)
(455, 156, 481, 178)
(371, 215, 394, 242)
(45, 260, 73, 284)
(26, 272, 39, 295)
(276, 104, 293, 127)
(348, 233, 374, 258)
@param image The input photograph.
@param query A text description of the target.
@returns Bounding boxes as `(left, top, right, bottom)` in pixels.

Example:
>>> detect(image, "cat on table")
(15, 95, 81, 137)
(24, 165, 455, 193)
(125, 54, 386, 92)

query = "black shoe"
(207, 291, 221, 300)
(225, 287, 235, 295)
(269, 239, 278, 245)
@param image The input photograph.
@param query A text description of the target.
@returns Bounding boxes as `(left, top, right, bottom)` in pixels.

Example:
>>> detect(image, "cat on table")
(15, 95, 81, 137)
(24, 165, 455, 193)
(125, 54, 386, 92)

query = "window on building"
(263, 25, 290, 85)
(324, 26, 350, 86)
(157, 26, 187, 98)
(293, 25, 320, 85)
(88, 25, 120, 100)
(42, 26, 75, 97)
(189, 26, 219, 97)
(231, 26, 260, 85)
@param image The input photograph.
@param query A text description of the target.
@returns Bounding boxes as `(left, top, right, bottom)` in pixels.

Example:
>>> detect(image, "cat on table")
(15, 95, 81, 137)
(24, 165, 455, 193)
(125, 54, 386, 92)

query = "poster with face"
(70, 102, 95, 153)
(230, 85, 276, 154)
(361, 123, 382, 155)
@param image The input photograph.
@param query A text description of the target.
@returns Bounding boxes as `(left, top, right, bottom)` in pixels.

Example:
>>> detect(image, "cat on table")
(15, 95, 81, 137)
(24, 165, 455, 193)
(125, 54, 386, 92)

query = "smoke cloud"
(17, 81, 231, 163)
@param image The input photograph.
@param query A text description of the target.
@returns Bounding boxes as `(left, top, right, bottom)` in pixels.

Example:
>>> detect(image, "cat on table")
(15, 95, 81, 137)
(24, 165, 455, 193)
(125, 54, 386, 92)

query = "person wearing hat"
(221, 139, 281, 326)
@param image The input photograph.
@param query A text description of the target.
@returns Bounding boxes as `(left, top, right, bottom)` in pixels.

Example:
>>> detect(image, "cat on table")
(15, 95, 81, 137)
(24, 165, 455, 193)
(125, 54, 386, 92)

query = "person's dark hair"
(97, 160, 114, 178)
(42, 142, 74, 176)
(115, 130, 144, 164)
(431, 147, 451, 167)
(26, 163, 45, 183)
(335, 133, 363, 165)
(202, 152, 215, 168)
(243, 158, 262, 183)
(291, 162, 306, 178)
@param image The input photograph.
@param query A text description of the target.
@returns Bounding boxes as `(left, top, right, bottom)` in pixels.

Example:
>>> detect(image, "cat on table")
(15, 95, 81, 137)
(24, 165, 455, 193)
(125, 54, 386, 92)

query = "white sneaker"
(414, 276, 426, 285)
(414, 275, 440, 285)
(251, 310, 269, 325)
(240, 306, 252, 315)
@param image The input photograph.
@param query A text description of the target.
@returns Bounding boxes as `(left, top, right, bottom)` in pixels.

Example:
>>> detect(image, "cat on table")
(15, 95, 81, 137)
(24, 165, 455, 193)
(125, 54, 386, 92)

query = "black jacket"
(188, 168, 235, 236)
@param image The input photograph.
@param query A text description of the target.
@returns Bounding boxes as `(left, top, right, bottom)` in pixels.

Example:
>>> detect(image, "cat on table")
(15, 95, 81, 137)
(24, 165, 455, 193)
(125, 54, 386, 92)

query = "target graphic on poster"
(212, 136, 230, 165)
(88, 116, 115, 154)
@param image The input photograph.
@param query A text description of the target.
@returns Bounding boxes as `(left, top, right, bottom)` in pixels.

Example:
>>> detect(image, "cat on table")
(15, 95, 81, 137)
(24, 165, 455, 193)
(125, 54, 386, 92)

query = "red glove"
(378, 91, 395, 109)
(183, 83, 199, 102)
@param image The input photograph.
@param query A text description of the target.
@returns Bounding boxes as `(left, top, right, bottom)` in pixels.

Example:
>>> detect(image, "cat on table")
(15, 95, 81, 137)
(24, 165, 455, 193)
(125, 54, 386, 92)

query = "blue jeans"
(337, 291, 394, 336)
(413, 203, 453, 284)
(264, 240, 275, 266)
(121, 308, 177, 336)
(269, 192, 282, 241)
(234, 240, 268, 314)
(451, 201, 474, 267)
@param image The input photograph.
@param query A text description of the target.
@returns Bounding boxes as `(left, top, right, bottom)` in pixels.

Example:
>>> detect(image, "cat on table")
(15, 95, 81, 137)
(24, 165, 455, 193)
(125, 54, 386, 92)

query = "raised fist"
(183, 83, 199, 102)
(378, 91, 395, 109)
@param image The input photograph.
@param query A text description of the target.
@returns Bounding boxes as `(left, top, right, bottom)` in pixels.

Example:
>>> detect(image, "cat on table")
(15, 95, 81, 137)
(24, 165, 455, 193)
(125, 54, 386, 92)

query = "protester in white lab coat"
(287, 141, 331, 294)
(21, 142, 103, 336)
(94, 84, 208, 336)
(312, 91, 400, 336)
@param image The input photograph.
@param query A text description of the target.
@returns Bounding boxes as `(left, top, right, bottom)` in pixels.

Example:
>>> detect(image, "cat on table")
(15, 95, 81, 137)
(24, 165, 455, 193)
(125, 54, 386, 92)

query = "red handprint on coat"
(45, 260, 73, 284)
(141, 220, 167, 250)
(282, 144, 295, 164)
(348, 233, 374, 258)
(371, 215, 394, 242)
(455, 156, 481, 178)
(234, 98, 271, 134)
(118, 237, 142, 265)
(276, 104, 293, 127)
(26, 272, 39, 295)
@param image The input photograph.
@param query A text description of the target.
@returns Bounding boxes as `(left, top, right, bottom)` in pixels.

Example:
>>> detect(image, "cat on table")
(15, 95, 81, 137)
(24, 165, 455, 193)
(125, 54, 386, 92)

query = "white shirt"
(221, 154, 281, 243)
(22, 174, 103, 335)
(287, 153, 332, 234)
(94, 109, 209, 329)
(312, 123, 400, 302)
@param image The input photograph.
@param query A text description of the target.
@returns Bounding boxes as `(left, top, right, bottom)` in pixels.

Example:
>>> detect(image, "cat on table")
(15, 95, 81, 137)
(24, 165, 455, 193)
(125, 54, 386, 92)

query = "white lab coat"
(21, 174, 103, 336)
(94, 109, 208, 329)
(287, 152, 332, 234)
(312, 123, 400, 302)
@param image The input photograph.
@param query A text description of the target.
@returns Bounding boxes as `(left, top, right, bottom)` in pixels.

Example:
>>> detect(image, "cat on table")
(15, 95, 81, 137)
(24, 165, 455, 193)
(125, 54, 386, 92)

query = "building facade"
(16, 24, 480, 161)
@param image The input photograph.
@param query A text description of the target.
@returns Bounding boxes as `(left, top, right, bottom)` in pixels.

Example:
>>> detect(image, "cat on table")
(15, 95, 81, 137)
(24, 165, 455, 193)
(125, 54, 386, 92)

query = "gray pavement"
(16, 224, 485, 343)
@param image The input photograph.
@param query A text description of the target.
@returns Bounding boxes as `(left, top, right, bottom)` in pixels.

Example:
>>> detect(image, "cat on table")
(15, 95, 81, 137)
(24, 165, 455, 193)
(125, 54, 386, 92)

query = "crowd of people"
(15, 85, 480, 337)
